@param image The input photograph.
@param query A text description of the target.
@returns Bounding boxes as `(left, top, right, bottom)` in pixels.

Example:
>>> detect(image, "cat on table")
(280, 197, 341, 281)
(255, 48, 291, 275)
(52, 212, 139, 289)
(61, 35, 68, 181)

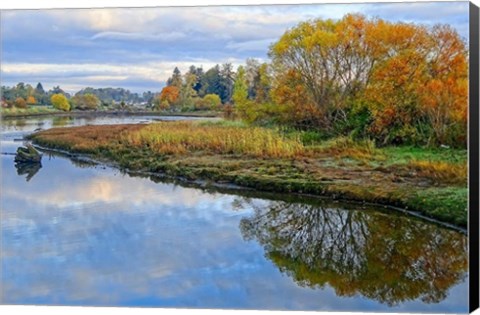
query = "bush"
(14, 97, 27, 109)
(71, 93, 100, 110)
(51, 94, 70, 111)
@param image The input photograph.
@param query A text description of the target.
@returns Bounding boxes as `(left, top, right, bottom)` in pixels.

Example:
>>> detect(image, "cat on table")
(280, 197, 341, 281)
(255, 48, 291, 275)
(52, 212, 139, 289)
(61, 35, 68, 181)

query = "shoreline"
(28, 122, 468, 229)
(0, 110, 221, 120)
(31, 143, 467, 234)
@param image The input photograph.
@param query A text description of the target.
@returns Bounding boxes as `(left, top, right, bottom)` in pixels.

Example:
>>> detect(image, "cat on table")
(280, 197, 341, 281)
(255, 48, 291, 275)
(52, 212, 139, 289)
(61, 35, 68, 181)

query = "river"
(0, 115, 469, 312)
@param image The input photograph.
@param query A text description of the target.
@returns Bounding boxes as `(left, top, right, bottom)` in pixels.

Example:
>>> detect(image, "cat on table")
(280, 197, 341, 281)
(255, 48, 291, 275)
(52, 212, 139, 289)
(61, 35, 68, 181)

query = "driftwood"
(14, 144, 42, 164)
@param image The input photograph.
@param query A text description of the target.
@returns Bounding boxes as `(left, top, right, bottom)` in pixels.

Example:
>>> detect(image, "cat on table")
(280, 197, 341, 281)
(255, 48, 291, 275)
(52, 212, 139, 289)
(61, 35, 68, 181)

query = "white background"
(0, 1, 479, 315)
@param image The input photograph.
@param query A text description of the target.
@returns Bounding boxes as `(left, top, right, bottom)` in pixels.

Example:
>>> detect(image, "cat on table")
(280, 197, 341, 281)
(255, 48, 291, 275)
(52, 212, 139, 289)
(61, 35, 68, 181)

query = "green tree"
(179, 72, 198, 108)
(34, 82, 47, 105)
(203, 94, 221, 109)
(232, 66, 248, 105)
(203, 65, 222, 99)
(51, 94, 70, 111)
(71, 93, 100, 110)
(167, 67, 183, 88)
(233, 66, 258, 122)
(219, 63, 235, 103)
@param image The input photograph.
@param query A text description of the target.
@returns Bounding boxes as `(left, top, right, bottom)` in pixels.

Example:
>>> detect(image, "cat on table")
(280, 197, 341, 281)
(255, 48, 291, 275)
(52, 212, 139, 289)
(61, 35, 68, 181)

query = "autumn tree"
(270, 69, 324, 129)
(26, 96, 36, 105)
(158, 85, 180, 109)
(418, 25, 468, 145)
(364, 22, 432, 145)
(51, 94, 70, 111)
(269, 14, 468, 147)
(270, 15, 384, 129)
(14, 97, 27, 109)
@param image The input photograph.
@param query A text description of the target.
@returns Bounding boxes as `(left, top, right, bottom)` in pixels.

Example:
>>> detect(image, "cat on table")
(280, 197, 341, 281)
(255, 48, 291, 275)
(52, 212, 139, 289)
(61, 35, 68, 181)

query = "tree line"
(2, 14, 467, 148)
(158, 15, 467, 147)
(1, 83, 156, 111)
(156, 60, 271, 113)
(1, 83, 70, 108)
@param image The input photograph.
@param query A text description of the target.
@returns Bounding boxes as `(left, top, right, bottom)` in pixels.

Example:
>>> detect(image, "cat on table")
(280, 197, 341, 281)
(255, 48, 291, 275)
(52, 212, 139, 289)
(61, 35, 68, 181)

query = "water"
(0, 115, 469, 312)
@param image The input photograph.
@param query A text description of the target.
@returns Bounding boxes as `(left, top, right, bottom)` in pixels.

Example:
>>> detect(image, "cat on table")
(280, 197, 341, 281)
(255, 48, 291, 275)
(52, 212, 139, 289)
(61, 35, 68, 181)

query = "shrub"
(14, 97, 27, 109)
(51, 94, 70, 111)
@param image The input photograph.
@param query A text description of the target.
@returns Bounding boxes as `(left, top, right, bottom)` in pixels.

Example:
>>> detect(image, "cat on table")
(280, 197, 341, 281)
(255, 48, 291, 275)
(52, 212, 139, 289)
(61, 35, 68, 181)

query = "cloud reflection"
(0, 131, 469, 312)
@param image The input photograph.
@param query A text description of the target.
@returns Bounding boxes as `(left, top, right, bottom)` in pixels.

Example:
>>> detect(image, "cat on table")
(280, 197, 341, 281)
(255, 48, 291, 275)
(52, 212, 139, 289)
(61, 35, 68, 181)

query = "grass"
(124, 121, 305, 158)
(29, 121, 468, 227)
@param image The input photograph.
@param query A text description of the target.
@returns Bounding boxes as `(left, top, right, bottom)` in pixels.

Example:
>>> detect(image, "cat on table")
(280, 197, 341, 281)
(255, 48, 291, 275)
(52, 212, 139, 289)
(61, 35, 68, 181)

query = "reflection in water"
(0, 116, 469, 312)
(239, 200, 468, 306)
(15, 161, 42, 181)
(52, 116, 73, 127)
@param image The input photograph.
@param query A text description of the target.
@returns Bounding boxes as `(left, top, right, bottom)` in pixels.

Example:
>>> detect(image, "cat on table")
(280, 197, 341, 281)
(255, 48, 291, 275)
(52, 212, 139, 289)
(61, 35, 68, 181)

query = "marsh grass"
(124, 121, 306, 158)
(30, 122, 469, 226)
(313, 136, 382, 161)
(408, 160, 467, 185)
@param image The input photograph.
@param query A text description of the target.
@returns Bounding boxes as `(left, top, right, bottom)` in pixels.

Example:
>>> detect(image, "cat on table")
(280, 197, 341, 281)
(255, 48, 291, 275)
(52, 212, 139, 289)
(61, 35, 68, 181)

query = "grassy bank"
(29, 121, 468, 227)
(0, 106, 62, 117)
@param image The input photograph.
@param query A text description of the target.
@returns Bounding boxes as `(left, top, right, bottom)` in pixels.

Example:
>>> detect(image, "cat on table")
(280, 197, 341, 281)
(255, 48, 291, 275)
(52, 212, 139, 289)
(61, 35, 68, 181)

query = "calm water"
(0, 116, 469, 312)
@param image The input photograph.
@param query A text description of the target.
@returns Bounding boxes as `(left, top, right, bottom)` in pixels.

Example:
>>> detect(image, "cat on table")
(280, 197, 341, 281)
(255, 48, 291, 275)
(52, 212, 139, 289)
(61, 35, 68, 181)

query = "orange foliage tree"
(158, 86, 180, 107)
(269, 14, 468, 147)
(418, 25, 468, 145)
(26, 96, 36, 105)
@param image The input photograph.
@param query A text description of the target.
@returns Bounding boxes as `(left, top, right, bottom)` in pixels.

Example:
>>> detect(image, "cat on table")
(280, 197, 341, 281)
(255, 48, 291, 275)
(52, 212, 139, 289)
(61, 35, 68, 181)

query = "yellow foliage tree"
(51, 94, 70, 111)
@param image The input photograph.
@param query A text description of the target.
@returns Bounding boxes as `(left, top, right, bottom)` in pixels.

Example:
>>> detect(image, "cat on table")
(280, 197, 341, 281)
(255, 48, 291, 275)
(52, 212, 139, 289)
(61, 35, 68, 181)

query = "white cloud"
(1, 2, 469, 93)
(226, 38, 276, 52)
(90, 31, 186, 41)
(0, 59, 246, 93)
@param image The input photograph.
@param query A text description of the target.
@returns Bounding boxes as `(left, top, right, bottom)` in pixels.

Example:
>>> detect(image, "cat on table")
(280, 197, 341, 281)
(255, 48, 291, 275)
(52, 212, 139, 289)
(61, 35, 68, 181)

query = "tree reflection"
(239, 200, 468, 306)
(52, 116, 73, 127)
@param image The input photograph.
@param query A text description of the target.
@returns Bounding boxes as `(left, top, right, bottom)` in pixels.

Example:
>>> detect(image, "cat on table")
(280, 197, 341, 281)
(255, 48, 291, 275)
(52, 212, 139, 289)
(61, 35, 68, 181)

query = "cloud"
(0, 2, 469, 93)
(90, 31, 186, 41)
(0, 59, 244, 93)
(226, 38, 276, 52)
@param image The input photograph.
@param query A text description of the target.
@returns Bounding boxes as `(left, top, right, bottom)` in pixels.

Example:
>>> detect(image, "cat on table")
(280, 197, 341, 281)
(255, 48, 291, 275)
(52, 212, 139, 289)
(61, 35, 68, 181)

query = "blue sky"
(0, 1, 470, 94)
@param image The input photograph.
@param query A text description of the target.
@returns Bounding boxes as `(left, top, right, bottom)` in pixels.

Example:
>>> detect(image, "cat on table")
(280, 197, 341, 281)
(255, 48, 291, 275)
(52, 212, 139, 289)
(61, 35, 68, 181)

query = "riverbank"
(29, 120, 468, 227)
(1, 108, 220, 119)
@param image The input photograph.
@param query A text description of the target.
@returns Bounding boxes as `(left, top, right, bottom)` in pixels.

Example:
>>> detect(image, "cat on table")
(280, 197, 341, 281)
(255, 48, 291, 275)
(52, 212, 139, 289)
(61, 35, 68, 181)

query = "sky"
(0, 1, 470, 94)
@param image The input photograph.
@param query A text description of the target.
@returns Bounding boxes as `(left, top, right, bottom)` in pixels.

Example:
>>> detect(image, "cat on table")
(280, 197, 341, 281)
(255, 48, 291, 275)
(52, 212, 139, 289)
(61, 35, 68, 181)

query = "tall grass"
(124, 121, 305, 158)
(408, 160, 467, 185)
(314, 136, 381, 161)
